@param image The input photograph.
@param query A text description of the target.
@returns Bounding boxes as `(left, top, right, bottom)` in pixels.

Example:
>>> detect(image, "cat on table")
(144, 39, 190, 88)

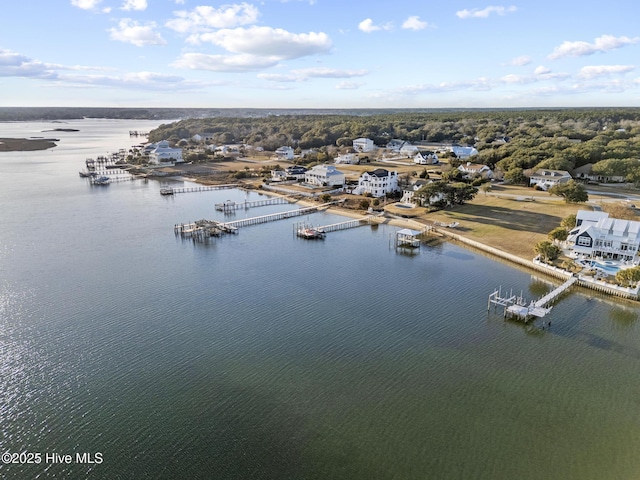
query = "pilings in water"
(214, 197, 292, 212)
(160, 184, 239, 195)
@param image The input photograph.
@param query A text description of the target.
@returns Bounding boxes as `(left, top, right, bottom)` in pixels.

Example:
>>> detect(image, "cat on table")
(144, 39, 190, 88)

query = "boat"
(297, 226, 325, 239)
(91, 176, 110, 186)
(160, 185, 174, 195)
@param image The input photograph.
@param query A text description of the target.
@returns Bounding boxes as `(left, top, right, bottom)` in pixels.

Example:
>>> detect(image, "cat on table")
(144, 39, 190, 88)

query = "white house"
(414, 151, 439, 165)
(451, 146, 479, 159)
(305, 164, 345, 187)
(567, 210, 640, 263)
(353, 138, 375, 153)
(399, 143, 419, 157)
(401, 179, 431, 204)
(458, 162, 493, 179)
(335, 153, 359, 164)
(354, 168, 399, 197)
(529, 169, 572, 190)
(147, 140, 183, 165)
(275, 146, 294, 160)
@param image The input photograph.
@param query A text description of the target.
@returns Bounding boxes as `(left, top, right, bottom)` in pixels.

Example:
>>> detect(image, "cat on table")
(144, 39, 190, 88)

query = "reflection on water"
(1, 120, 640, 480)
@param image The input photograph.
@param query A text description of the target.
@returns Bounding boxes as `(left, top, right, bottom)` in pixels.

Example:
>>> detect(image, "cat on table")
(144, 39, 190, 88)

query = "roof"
(531, 169, 571, 178)
(397, 228, 421, 236)
(365, 168, 392, 178)
(577, 210, 608, 224)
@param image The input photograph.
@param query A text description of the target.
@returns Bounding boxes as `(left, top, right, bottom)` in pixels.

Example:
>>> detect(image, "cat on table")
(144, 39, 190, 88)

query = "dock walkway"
(161, 184, 239, 195)
(214, 198, 291, 211)
(488, 276, 577, 322)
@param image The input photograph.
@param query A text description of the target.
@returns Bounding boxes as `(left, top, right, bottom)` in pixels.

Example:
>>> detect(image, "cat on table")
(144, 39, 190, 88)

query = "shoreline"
(233, 181, 640, 302)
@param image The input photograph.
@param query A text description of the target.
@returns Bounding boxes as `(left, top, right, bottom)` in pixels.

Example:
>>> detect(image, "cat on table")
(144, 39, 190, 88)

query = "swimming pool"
(590, 260, 622, 274)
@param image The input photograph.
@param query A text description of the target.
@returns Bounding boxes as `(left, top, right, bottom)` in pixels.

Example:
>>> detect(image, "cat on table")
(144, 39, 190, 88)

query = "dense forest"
(148, 108, 640, 182)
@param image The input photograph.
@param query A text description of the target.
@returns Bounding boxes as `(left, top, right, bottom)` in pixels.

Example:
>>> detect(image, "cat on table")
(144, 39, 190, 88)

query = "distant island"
(43, 128, 80, 132)
(0, 137, 58, 151)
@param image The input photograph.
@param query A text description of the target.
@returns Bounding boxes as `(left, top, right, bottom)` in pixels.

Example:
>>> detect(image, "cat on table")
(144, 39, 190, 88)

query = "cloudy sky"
(2, 0, 639, 108)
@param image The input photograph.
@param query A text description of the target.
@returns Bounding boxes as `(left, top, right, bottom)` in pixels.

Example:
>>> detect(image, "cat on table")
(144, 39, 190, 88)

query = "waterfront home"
(271, 165, 307, 182)
(305, 164, 345, 187)
(285, 165, 307, 180)
(401, 179, 431, 203)
(451, 145, 479, 159)
(414, 151, 439, 165)
(147, 140, 184, 165)
(354, 169, 399, 197)
(566, 210, 640, 263)
(458, 162, 493, 179)
(275, 146, 294, 160)
(529, 169, 572, 190)
(353, 138, 375, 153)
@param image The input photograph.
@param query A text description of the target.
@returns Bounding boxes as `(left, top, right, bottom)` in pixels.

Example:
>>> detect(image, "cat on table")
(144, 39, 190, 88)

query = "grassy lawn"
(420, 185, 586, 259)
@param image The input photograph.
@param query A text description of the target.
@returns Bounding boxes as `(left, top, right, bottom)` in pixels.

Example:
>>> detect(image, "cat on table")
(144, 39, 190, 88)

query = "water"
(1, 120, 640, 479)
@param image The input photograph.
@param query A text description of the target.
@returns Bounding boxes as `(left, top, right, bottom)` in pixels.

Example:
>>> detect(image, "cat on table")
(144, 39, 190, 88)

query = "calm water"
(1, 120, 640, 480)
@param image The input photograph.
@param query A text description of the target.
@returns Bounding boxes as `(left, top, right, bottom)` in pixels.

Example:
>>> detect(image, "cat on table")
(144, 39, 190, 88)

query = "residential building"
(451, 146, 479, 159)
(458, 162, 493, 179)
(275, 146, 294, 160)
(414, 151, 439, 165)
(529, 169, 572, 190)
(147, 140, 183, 165)
(305, 164, 345, 187)
(354, 168, 399, 197)
(571, 163, 626, 184)
(401, 179, 431, 204)
(399, 143, 419, 157)
(567, 210, 640, 262)
(353, 138, 375, 152)
(335, 153, 359, 164)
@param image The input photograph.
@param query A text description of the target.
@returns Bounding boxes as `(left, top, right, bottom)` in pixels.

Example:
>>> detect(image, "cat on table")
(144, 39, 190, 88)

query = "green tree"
(561, 214, 577, 229)
(534, 241, 561, 262)
(548, 227, 568, 243)
(481, 183, 492, 196)
(503, 167, 527, 185)
(549, 180, 588, 203)
(615, 266, 640, 287)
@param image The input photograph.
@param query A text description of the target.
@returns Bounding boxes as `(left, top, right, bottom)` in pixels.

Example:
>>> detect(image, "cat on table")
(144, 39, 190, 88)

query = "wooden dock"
(313, 216, 376, 233)
(215, 198, 292, 211)
(160, 184, 239, 195)
(488, 276, 577, 322)
(220, 204, 323, 228)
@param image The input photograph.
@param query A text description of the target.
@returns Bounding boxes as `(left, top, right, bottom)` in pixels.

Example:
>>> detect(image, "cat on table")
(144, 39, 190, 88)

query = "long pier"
(160, 184, 239, 195)
(220, 204, 324, 229)
(313, 216, 376, 233)
(215, 198, 292, 211)
(533, 276, 577, 309)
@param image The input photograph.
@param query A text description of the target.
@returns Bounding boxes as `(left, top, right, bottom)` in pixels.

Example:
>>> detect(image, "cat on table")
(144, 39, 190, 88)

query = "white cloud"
(549, 34, 640, 60)
(108, 19, 167, 47)
(456, 5, 517, 19)
(166, 4, 260, 33)
(501, 74, 533, 84)
(578, 65, 635, 79)
(506, 55, 531, 66)
(402, 16, 429, 31)
(257, 73, 302, 82)
(534, 65, 551, 75)
(0, 50, 58, 79)
(71, 0, 102, 10)
(291, 67, 368, 78)
(191, 26, 332, 60)
(335, 81, 363, 90)
(257, 67, 368, 82)
(121, 0, 147, 11)
(172, 52, 281, 72)
(358, 18, 392, 33)
(57, 71, 209, 90)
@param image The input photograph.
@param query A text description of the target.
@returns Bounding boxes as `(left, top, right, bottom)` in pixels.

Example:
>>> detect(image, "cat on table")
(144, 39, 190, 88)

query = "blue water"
(1, 120, 640, 480)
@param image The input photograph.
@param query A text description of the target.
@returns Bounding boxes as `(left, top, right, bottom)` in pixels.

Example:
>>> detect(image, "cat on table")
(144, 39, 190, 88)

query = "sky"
(1, 0, 639, 108)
